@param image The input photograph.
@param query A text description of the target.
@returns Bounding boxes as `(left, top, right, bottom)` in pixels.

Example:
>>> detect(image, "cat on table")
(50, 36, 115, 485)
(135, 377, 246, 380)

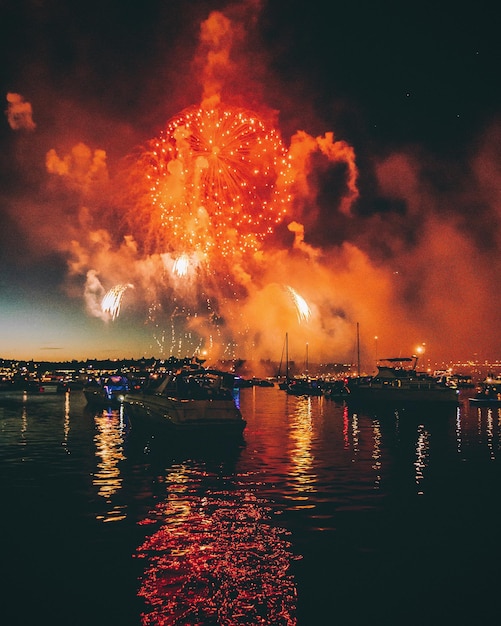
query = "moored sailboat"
(278, 334, 323, 396)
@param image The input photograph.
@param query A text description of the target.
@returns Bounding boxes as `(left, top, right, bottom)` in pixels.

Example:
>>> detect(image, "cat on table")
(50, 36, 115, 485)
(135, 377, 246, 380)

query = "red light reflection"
(136, 482, 297, 624)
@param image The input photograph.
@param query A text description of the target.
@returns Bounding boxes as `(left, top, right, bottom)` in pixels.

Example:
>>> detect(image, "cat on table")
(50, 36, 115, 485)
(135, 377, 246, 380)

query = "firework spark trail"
(101, 284, 133, 320)
(286, 286, 311, 323)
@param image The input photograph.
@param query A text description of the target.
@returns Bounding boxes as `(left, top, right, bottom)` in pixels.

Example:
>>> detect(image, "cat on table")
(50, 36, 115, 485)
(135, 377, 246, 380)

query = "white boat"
(346, 356, 459, 408)
(123, 363, 246, 436)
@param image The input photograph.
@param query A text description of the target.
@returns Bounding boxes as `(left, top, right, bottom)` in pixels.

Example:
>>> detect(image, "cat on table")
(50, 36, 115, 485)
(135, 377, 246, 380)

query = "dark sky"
(3, 1, 497, 151)
(1, 0, 500, 365)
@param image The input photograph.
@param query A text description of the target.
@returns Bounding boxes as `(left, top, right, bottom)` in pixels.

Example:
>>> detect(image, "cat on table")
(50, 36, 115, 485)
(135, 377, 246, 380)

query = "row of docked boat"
(79, 353, 501, 439)
(0, 378, 76, 394)
(279, 356, 478, 406)
(288, 359, 501, 407)
(279, 356, 460, 405)
(324, 359, 501, 407)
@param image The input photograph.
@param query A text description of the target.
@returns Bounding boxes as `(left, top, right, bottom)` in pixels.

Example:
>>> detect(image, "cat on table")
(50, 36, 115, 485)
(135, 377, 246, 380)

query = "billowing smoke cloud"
(84, 269, 106, 320)
(46, 143, 108, 191)
(199, 10, 235, 108)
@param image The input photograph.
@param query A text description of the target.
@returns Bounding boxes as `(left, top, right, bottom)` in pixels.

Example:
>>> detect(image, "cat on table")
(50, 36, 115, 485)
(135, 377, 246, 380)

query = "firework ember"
(129, 105, 293, 263)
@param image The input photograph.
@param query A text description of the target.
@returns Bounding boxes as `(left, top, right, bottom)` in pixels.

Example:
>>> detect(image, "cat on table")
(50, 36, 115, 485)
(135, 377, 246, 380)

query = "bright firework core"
(137, 105, 293, 263)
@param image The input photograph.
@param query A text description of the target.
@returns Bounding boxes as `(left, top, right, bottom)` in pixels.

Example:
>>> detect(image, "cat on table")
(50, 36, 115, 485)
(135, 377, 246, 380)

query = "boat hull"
(346, 387, 459, 408)
(468, 397, 501, 406)
(124, 394, 246, 435)
(83, 389, 125, 408)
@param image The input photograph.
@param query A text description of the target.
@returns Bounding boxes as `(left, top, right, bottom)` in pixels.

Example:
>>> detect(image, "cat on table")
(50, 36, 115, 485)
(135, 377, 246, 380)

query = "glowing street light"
(414, 343, 426, 367)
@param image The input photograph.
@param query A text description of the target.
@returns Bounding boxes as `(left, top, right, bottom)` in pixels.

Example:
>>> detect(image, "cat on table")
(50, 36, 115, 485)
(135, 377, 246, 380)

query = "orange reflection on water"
(93, 407, 127, 522)
(455, 409, 463, 455)
(343, 404, 350, 449)
(135, 467, 297, 625)
(371, 419, 382, 489)
(351, 412, 360, 457)
(62, 391, 70, 449)
(414, 424, 430, 495)
(486, 408, 494, 459)
(497, 408, 501, 457)
(287, 396, 316, 503)
(342, 406, 361, 458)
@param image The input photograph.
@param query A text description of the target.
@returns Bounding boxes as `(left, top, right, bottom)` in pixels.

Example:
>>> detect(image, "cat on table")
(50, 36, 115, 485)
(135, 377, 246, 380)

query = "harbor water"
(1, 386, 500, 625)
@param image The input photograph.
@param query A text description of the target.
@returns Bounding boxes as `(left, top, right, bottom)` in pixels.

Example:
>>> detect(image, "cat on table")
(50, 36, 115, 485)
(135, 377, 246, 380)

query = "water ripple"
(136, 468, 298, 625)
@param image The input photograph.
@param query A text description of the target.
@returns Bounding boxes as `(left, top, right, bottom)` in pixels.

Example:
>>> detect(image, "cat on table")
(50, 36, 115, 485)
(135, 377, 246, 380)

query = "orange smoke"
(288, 129, 359, 229)
(5, 92, 36, 131)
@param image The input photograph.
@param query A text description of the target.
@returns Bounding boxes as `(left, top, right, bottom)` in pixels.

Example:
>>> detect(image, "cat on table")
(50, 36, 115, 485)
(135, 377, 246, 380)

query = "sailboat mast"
(277, 336, 285, 377)
(286, 332, 289, 381)
(357, 322, 360, 377)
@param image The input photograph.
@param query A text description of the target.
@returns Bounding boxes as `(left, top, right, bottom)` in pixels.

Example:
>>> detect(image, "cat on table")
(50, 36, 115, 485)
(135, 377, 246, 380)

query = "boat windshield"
(148, 368, 235, 400)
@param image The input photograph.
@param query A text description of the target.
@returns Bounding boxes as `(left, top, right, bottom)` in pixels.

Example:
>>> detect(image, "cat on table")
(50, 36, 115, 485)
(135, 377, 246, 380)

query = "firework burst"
(129, 105, 293, 263)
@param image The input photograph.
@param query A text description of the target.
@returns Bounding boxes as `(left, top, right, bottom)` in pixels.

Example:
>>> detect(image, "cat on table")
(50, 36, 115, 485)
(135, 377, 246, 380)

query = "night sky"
(1, 0, 500, 367)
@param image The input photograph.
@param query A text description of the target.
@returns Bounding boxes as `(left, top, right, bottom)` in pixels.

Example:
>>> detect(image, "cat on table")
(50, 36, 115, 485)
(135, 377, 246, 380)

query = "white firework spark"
(101, 284, 133, 320)
(286, 285, 311, 323)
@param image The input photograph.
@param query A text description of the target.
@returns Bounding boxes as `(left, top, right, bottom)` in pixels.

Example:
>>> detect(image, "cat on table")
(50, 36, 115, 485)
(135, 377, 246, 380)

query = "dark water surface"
(1, 387, 500, 625)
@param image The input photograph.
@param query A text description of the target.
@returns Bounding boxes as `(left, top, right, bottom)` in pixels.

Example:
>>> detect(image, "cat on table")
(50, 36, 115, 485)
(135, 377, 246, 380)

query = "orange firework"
(132, 105, 293, 261)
